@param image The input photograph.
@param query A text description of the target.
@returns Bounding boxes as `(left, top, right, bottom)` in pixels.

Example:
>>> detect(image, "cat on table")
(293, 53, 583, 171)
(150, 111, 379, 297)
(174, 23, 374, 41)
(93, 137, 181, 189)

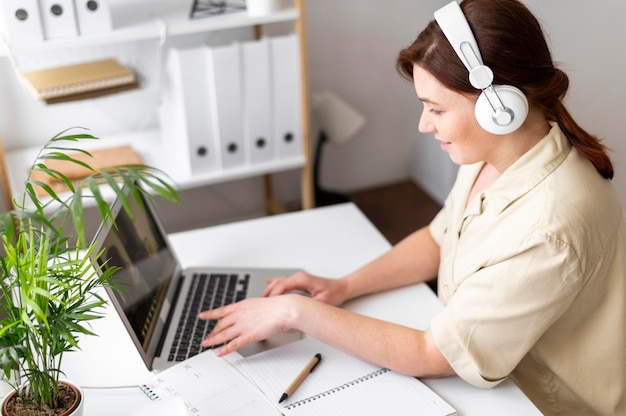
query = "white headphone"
(434, 1, 528, 135)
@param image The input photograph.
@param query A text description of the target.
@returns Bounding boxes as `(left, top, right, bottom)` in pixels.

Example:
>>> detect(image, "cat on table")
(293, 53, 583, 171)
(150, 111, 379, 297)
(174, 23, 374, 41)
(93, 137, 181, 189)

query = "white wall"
(304, 0, 459, 204)
(305, 0, 432, 193)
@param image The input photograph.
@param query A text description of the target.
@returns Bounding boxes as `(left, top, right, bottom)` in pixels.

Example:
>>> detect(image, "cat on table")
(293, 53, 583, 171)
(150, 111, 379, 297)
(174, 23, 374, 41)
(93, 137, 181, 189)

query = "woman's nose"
(418, 111, 434, 134)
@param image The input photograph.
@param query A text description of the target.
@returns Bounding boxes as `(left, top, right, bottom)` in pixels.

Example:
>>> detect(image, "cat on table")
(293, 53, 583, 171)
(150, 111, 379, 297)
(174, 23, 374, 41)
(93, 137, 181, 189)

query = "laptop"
(90, 186, 302, 372)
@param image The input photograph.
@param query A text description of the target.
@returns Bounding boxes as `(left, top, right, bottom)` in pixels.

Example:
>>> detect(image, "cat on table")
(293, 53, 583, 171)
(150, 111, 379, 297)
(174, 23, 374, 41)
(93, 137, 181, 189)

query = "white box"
(74, 0, 112, 35)
(39, 0, 78, 39)
(0, 0, 45, 45)
(159, 47, 220, 176)
(270, 33, 303, 159)
(246, 0, 282, 16)
(206, 43, 246, 170)
(242, 38, 274, 165)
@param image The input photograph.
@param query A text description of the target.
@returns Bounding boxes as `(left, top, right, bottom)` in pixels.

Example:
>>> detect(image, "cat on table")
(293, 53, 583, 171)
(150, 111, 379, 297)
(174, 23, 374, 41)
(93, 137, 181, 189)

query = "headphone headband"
(434, 2, 483, 72)
(435, 1, 494, 89)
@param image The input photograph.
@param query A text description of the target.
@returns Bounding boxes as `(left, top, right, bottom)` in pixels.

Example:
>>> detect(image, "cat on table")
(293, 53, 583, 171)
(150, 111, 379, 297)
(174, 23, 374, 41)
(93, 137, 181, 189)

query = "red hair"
(396, 0, 613, 179)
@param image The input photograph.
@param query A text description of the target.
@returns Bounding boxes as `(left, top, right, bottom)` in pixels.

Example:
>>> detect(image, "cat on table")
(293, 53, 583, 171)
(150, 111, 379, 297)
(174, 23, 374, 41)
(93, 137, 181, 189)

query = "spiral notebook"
(21, 58, 139, 104)
(239, 337, 457, 416)
(139, 336, 456, 416)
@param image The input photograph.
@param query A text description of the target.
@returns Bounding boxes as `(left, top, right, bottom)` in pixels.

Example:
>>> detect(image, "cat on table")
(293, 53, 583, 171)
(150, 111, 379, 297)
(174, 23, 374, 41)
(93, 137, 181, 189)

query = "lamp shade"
(312, 91, 365, 145)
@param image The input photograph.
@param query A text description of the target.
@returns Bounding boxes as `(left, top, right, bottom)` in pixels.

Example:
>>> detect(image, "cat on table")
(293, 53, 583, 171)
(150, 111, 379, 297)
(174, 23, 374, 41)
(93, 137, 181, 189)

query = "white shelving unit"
(5, 129, 306, 192)
(0, 0, 313, 213)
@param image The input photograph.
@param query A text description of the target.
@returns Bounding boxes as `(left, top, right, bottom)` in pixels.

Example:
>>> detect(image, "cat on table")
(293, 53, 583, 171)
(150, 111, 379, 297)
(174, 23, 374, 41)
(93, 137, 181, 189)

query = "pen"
(278, 353, 322, 403)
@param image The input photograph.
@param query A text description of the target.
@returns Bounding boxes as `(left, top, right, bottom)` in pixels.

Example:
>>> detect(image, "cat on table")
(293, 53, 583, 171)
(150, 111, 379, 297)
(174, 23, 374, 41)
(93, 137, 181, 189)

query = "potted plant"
(0, 127, 179, 415)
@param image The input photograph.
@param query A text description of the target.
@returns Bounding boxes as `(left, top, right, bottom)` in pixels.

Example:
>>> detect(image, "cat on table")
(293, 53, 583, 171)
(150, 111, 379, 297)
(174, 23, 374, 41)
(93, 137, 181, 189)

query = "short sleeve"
(430, 235, 583, 388)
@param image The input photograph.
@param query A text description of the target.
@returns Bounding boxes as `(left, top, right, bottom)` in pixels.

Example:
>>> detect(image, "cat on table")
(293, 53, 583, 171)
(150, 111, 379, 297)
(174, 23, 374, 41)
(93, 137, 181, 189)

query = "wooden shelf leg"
(264, 174, 286, 215)
(295, 0, 315, 209)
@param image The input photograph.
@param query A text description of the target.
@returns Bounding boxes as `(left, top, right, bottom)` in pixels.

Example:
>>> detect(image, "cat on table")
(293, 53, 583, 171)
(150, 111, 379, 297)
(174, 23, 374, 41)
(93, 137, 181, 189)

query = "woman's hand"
(199, 294, 303, 356)
(263, 271, 348, 306)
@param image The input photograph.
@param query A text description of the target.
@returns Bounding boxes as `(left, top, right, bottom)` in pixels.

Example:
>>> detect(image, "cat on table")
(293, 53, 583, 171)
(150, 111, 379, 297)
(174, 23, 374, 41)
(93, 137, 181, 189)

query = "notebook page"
(140, 350, 280, 416)
(238, 337, 456, 416)
(239, 337, 380, 404)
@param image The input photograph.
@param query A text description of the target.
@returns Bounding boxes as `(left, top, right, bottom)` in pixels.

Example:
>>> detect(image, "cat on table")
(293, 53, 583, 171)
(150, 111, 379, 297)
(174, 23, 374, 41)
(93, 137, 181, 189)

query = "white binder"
(0, 0, 45, 44)
(270, 33, 303, 160)
(39, 0, 78, 39)
(242, 38, 274, 165)
(74, 0, 112, 35)
(159, 47, 220, 176)
(206, 43, 246, 170)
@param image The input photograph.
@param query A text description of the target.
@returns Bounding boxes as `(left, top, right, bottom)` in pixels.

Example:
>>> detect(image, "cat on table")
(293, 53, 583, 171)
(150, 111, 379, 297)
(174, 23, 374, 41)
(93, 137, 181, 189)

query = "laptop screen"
(93, 190, 177, 353)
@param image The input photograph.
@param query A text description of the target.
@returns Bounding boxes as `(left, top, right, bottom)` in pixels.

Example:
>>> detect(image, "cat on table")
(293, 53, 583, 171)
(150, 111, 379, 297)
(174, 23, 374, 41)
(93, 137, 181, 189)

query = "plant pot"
(0, 373, 17, 399)
(1, 379, 84, 416)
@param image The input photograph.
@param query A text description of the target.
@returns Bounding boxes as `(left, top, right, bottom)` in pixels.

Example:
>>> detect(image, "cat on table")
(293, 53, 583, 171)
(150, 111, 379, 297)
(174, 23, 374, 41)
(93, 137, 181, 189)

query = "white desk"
(60, 203, 540, 415)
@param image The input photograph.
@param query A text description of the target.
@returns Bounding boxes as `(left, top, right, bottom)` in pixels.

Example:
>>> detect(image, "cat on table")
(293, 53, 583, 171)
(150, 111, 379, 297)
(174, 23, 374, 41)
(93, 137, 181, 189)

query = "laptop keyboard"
(168, 272, 249, 362)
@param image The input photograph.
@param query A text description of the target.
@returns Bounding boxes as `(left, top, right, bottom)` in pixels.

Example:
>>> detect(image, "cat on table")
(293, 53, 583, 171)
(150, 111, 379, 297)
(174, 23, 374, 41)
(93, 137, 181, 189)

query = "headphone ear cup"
(474, 85, 529, 135)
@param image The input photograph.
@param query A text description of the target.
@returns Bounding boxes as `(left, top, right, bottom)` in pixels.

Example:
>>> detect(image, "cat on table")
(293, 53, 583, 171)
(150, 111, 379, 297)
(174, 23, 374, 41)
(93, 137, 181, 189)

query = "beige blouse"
(429, 124, 626, 415)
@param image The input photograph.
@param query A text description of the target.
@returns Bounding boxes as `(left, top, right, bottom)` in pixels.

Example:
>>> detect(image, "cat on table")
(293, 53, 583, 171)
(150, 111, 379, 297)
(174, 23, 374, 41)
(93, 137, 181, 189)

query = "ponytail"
(526, 68, 613, 179)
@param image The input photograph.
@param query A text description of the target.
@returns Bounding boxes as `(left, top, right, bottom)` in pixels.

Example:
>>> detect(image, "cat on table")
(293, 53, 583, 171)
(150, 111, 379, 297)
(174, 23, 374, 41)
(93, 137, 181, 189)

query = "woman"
(200, 0, 626, 414)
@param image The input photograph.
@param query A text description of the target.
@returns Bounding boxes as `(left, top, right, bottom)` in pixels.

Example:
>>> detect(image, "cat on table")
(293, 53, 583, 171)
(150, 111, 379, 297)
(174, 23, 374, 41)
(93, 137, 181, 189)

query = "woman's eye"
(429, 108, 443, 116)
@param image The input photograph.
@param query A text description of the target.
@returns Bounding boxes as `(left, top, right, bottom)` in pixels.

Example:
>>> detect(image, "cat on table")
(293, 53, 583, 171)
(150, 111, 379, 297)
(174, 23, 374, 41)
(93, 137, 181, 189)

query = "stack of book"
(21, 58, 139, 104)
(29, 145, 144, 196)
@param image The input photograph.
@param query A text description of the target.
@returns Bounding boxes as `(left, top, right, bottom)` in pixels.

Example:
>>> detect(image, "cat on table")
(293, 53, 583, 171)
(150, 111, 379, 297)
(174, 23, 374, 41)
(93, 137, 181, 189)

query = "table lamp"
(311, 90, 365, 206)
